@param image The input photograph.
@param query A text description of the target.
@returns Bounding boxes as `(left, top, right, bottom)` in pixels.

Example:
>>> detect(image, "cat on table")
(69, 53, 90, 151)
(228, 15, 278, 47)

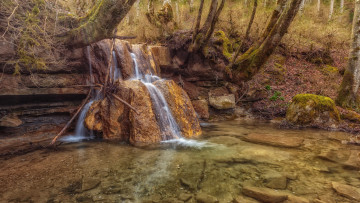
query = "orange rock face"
(154, 80, 202, 138)
(84, 80, 161, 144)
(125, 80, 162, 144)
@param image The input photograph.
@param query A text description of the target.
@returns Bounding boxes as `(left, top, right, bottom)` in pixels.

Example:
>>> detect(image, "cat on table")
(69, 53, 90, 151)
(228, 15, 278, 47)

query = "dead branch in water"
(111, 93, 139, 115)
(49, 90, 91, 145)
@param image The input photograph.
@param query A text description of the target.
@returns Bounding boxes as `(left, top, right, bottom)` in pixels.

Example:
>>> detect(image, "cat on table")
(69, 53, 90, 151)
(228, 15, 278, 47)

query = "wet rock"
(76, 194, 93, 202)
(196, 192, 219, 203)
(132, 44, 155, 76)
(343, 150, 360, 169)
(332, 182, 360, 201)
(127, 80, 162, 144)
(101, 184, 122, 194)
(154, 80, 202, 138)
(92, 194, 107, 201)
(85, 80, 162, 144)
(284, 195, 309, 203)
(114, 40, 134, 80)
(178, 193, 192, 201)
(286, 94, 340, 127)
(161, 198, 184, 203)
(242, 133, 303, 148)
(209, 94, 235, 110)
(192, 99, 209, 119)
(81, 177, 100, 191)
(0, 115, 22, 127)
(180, 178, 196, 190)
(263, 172, 287, 189)
(242, 186, 288, 203)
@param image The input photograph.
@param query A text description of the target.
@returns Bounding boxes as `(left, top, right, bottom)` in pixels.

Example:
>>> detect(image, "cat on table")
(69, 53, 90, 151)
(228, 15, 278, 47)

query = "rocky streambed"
(1, 119, 360, 203)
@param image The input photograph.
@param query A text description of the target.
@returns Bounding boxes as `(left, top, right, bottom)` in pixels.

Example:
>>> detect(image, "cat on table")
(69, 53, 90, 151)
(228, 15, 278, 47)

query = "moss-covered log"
(58, 0, 137, 48)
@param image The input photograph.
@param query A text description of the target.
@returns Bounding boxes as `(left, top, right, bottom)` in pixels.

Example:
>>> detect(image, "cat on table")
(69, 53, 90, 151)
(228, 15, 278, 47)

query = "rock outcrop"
(286, 94, 340, 127)
(154, 80, 202, 138)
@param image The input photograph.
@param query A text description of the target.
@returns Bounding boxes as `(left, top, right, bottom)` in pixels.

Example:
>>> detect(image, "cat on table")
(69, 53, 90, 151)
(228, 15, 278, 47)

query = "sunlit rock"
(85, 80, 161, 143)
(126, 80, 162, 144)
(153, 80, 202, 138)
(209, 94, 235, 110)
(286, 94, 340, 127)
(149, 45, 172, 70)
(114, 40, 134, 80)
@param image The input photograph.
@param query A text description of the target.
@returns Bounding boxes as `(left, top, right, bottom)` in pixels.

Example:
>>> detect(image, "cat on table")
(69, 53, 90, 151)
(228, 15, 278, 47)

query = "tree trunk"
(58, 0, 137, 48)
(340, 0, 344, 13)
(329, 0, 334, 20)
(230, 0, 302, 83)
(232, 0, 258, 63)
(199, 0, 218, 34)
(261, 0, 287, 42)
(336, 0, 360, 108)
(317, 0, 321, 14)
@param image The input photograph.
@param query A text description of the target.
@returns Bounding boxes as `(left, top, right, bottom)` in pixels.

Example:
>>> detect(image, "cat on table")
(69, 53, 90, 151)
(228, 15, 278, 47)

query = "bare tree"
(317, 0, 321, 14)
(229, 0, 302, 83)
(336, 0, 360, 108)
(329, 0, 335, 20)
(58, 0, 137, 48)
(340, 0, 344, 13)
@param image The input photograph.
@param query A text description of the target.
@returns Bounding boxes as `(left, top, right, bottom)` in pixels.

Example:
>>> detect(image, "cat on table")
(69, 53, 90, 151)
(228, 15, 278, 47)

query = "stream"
(0, 119, 359, 202)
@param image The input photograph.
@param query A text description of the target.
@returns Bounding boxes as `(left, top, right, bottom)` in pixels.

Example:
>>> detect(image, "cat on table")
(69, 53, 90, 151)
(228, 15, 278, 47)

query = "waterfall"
(131, 52, 182, 140)
(112, 51, 122, 81)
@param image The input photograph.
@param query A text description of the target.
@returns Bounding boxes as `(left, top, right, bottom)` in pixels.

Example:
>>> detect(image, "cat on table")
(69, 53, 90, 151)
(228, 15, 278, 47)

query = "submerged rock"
(263, 172, 288, 190)
(331, 182, 360, 201)
(154, 80, 202, 138)
(242, 186, 288, 203)
(286, 94, 340, 127)
(196, 192, 219, 203)
(242, 133, 303, 148)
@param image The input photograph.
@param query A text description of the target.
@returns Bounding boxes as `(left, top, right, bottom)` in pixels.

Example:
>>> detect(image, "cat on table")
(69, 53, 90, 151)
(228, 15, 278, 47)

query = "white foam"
(161, 138, 216, 149)
(59, 135, 91, 143)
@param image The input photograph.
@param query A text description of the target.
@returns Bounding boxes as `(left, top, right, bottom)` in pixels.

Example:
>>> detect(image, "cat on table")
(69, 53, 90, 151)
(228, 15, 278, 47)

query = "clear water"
(0, 120, 359, 202)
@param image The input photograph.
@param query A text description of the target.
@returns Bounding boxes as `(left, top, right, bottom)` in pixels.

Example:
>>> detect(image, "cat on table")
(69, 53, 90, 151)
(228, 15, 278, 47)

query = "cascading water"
(131, 52, 182, 140)
(112, 51, 122, 81)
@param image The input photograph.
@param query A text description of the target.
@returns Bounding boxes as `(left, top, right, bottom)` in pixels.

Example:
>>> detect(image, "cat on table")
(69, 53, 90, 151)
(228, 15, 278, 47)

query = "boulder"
(209, 94, 236, 110)
(132, 44, 155, 76)
(154, 80, 202, 138)
(192, 99, 209, 119)
(263, 172, 288, 189)
(242, 186, 288, 203)
(196, 193, 219, 203)
(0, 115, 22, 127)
(331, 182, 360, 201)
(85, 80, 162, 144)
(242, 134, 304, 148)
(284, 195, 309, 203)
(286, 94, 340, 127)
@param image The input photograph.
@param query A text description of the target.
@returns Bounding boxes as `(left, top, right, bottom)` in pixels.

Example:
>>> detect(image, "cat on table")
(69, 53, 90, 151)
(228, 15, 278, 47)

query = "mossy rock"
(286, 94, 340, 127)
(341, 110, 360, 124)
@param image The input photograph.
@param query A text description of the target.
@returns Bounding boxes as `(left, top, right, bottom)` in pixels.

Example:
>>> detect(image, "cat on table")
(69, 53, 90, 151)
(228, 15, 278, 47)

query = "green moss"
(321, 65, 339, 75)
(288, 94, 340, 123)
(214, 30, 233, 60)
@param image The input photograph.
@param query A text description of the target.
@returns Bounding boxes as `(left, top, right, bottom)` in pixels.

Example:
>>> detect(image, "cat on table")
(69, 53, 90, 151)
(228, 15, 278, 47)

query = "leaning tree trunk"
(229, 0, 302, 83)
(58, 0, 137, 48)
(329, 0, 334, 20)
(336, 0, 360, 108)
